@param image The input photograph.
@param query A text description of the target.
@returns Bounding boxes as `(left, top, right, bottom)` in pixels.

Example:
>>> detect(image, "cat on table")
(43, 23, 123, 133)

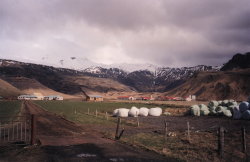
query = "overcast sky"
(1, 0, 250, 67)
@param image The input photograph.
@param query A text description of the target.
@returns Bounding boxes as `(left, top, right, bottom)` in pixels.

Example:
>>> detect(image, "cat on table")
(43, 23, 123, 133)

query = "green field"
(33, 101, 158, 125)
(0, 101, 22, 116)
(0, 101, 22, 123)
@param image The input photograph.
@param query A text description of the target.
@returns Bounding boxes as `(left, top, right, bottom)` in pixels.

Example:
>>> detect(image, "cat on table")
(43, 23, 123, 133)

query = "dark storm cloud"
(0, 0, 250, 67)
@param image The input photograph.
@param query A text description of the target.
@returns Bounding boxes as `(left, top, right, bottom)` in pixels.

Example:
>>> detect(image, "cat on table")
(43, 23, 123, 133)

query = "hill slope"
(0, 59, 134, 98)
(0, 79, 22, 98)
(165, 69, 250, 101)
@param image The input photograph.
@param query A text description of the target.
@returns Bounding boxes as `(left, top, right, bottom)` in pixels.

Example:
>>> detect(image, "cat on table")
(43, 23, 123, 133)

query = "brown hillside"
(165, 69, 250, 101)
(2, 77, 81, 99)
(0, 79, 22, 98)
(67, 76, 135, 95)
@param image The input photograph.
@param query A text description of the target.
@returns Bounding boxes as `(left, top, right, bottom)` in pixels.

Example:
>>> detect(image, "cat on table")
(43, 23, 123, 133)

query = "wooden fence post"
(242, 127, 247, 153)
(95, 109, 98, 117)
(87, 108, 89, 115)
(163, 120, 168, 151)
(218, 126, 224, 158)
(0, 122, 1, 141)
(115, 117, 121, 140)
(136, 112, 139, 127)
(118, 128, 125, 140)
(105, 112, 108, 120)
(30, 114, 36, 145)
(187, 121, 190, 142)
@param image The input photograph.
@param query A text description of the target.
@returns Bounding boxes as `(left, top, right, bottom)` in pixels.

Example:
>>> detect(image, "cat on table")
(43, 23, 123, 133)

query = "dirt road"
(2, 101, 170, 162)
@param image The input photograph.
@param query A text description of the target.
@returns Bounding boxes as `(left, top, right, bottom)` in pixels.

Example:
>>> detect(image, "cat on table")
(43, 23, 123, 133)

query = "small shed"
(87, 95, 103, 102)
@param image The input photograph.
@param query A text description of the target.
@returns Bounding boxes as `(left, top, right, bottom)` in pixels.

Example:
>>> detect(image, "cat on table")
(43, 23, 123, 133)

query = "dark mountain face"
(221, 52, 250, 71)
(82, 65, 219, 92)
(0, 59, 219, 94)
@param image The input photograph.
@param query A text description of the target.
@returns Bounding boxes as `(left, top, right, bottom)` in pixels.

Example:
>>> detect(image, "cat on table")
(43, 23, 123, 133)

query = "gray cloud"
(0, 0, 250, 67)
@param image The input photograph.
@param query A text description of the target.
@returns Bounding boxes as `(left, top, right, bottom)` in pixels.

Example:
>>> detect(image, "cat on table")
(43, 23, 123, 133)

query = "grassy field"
(33, 101, 157, 125)
(0, 101, 22, 116)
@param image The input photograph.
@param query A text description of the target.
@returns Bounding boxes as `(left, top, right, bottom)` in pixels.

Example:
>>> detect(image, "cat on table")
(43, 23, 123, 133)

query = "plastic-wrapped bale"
(239, 102, 249, 112)
(139, 107, 149, 116)
(113, 109, 119, 116)
(218, 101, 223, 105)
(227, 105, 235, 113)
(242, 110, 250, 120)
(227, 101, 238, 107)
(149, 107, 162, 116)
(128, 106, 139, 117)
(190, 105, 200, 116)
(233, 106, 241, 119)
(208, 101, 219, 108)
(248, 96, 250, 103)
(222, 100, 229, 106)
(208, 106, 216, 112)
(117, 108, 129, 117)
(216, 106, 227, 116)
(199, 104, 209, 116)
(222, 109, 232, 117)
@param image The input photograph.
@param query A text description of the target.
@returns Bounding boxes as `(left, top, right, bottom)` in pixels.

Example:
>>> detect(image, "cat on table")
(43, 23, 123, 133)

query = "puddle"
(77, 153, 97, 158)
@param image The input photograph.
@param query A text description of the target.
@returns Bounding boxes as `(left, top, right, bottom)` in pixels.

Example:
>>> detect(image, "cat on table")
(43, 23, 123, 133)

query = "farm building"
(136, 97, 151, 101)
(117, 96, 136, 100)
(185, 95, 196, 101)
(87, 95, 103, 102)
(17, 93, 44, 100)
(44, 95, 63, 100)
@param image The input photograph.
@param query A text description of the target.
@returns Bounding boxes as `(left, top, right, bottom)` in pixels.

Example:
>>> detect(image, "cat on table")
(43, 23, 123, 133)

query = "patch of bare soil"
(0, 101, 170, 162)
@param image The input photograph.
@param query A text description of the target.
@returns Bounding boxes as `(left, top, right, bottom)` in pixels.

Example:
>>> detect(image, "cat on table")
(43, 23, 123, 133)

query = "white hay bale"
(216, 106, 227, 116)
(117, 108, 129, 117)
(113, 109, 119, 116)
(208, 106, 216, 112)
(208, 101, 219, 108)
(223, 110, 232, 117)
(233, 106, 241, 119)
(199, 104, 209, 116)
(218, 101, 222, 105)
(128, 106, 139, 117)
(222, 100, 229, 106)
(239, 102, 249, 112)
(149, 107, 162, 116)
(242, 110, 250, 120)
(227, 101, 238, 107)
(190, 105, 200, 116)
(139, 107, 149, 116)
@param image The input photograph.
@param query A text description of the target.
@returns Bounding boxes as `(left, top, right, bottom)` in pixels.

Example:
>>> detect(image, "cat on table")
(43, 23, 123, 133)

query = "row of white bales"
(190, 97, 250, 120)
(113, 107, 162, 117)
